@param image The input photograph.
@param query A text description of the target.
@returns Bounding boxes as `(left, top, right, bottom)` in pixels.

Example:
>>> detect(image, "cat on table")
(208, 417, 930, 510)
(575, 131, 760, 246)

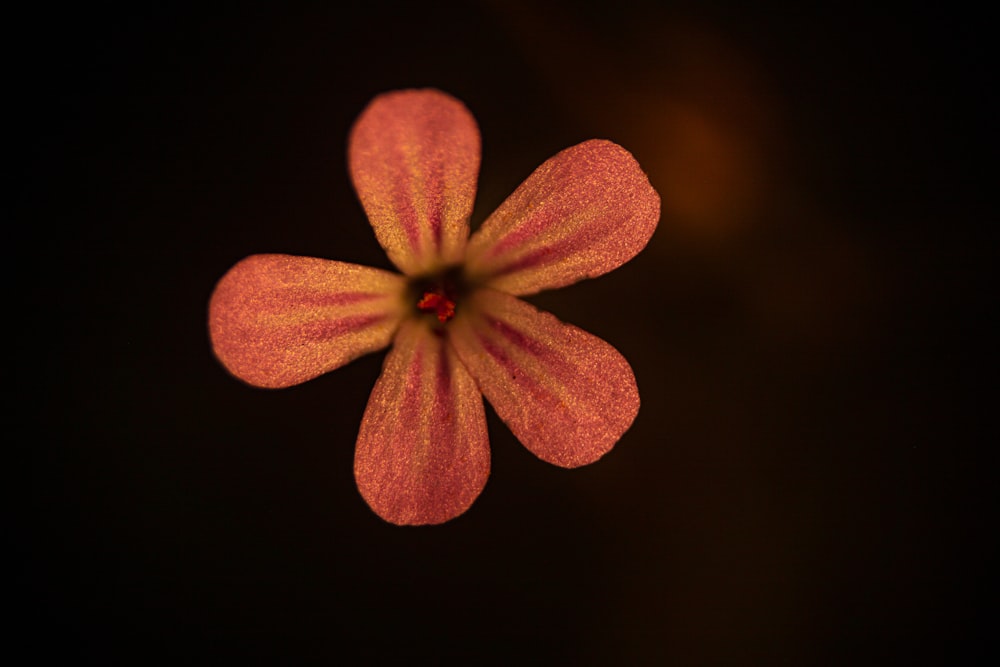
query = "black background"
(17, 2, 992, 664)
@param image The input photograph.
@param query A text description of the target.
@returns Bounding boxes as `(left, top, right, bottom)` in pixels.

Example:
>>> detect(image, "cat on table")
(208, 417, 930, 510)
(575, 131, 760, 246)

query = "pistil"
(417, 289, 457, 323)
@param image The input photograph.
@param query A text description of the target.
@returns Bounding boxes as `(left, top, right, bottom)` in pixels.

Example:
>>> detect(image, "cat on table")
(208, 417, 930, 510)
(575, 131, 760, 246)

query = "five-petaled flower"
(209, 89, 659, 525)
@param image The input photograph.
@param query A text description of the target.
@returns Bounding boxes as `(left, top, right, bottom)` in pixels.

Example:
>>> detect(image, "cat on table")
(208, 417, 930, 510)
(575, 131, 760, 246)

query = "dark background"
(18, 2, 992, 664)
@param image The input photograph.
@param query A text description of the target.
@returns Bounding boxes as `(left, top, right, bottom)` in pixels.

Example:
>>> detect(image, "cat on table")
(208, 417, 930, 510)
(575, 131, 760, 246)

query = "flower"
(209, 89, 660, 525)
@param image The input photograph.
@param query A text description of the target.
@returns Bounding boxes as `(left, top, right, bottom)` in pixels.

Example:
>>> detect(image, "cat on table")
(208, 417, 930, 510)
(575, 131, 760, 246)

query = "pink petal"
(209, 254, 406, 389)
(355, 318, 490, 525)
(464, 139, 660, 296)
(348, 89, 480, 276)
(448, 288, 639, 468)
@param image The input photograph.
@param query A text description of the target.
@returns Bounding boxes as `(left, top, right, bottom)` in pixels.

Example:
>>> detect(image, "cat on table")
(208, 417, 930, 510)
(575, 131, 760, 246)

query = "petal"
(448, 288, 639, 468)
(355, 318, 490, 525)
(209, 254, 406, 389)
(348, 89, 480, 275)
(464, 139, 660, 296)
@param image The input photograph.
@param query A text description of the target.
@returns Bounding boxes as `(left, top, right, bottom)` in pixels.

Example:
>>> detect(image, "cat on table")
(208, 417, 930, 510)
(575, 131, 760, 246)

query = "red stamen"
(417, 290, 456, 323)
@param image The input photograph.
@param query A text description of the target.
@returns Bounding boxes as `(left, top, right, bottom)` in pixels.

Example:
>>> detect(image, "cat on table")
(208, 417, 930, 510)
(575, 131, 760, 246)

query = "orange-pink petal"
(348, 89, 480, 276)
(354, 318, 490, 525)
(464, 139, 660, 296)
(208, 254, 406, 389)
(448, 288, 639, 468)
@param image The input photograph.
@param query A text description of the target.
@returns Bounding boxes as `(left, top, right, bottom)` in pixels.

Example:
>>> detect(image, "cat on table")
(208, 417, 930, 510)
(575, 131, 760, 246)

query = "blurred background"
(17, 1, 991, 664)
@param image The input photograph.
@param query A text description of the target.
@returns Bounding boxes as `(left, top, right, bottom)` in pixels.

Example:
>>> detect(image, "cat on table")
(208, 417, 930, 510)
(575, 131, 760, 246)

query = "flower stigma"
(417, 290, 456, 323)
(410, 265, 468, 325)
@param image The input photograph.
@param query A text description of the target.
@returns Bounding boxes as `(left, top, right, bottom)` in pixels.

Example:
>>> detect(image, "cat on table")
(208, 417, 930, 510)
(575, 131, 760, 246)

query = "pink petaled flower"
(209, 89, 660, 525)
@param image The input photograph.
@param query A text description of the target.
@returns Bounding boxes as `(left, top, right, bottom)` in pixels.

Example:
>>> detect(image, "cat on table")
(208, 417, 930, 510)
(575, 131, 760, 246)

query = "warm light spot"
(489, 5, 775, 244)
(417, 290, 456, 323)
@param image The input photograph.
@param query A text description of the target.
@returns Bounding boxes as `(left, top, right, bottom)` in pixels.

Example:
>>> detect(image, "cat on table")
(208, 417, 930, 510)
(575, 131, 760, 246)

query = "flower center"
(417, 289, 456, 323)
(409, 265, 469, 326)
